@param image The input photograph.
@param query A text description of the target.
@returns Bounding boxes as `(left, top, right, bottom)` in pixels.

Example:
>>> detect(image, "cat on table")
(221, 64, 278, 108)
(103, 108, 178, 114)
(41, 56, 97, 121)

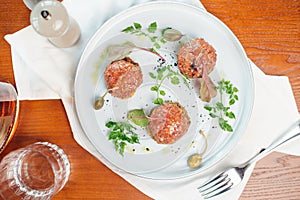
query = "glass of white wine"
(0, 81, 19, 154)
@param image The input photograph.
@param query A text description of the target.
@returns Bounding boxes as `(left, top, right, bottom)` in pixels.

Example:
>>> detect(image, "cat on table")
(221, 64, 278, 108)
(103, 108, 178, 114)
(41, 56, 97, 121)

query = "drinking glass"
(0, 142, 70, 199)
(0, 81, 19, 154)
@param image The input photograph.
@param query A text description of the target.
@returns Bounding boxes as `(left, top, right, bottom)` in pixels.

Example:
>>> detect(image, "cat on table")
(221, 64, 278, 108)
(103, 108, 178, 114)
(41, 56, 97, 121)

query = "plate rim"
(74, 1, 255, 179)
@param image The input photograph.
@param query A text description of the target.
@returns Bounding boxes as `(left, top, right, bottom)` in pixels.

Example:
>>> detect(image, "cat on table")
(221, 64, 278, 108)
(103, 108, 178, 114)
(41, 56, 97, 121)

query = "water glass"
(0, 81, 19, 154)
(0, 142, 70, 199)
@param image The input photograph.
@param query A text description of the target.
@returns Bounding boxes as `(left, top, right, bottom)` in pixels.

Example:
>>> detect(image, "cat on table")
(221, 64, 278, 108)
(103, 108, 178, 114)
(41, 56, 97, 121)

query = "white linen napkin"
(4, 0, 300, 199)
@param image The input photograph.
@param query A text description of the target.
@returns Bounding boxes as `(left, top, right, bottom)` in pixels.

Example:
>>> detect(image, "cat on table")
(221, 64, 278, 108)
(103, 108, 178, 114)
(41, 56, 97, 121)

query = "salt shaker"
(23, 0, 43, 10)
(30, 0, 81, 48)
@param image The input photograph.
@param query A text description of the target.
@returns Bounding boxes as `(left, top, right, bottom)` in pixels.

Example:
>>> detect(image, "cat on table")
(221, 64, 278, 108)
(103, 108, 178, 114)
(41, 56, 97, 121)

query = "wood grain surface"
(0, 0, 299, 199)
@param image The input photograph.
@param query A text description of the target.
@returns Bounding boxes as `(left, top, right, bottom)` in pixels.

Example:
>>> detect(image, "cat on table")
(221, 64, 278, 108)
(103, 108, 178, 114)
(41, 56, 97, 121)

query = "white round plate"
(75, 2, 254, 179)
(75, 32, 203, 174)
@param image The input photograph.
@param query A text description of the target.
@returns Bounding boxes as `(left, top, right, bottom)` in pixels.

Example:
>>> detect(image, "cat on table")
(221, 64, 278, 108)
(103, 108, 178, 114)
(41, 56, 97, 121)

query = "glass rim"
(0, 81, 20, 154)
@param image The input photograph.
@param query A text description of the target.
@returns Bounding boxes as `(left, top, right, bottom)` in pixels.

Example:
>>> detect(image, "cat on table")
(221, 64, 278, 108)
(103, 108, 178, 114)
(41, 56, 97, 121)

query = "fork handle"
(242, 119, 300, 167)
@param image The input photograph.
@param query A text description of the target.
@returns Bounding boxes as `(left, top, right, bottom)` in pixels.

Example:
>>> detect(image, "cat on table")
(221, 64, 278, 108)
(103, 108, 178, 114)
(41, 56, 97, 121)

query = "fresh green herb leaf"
(160, 37, 167, 44)
(170, 76, 180, 85)
(106, 121, 117, 128)
(154, 98, 164, 105)
(122, 22, 178, 51)
(149, 65, 190, 105)
(149, 72, 157, 79)
(204, 79, 239, 132)
(157, 72, 164, 81)
(219, 118, 233, 132)
(148, 22, 157, 33)
(204, 106, 212, 111)
(209, 113, 218, 118)
(159, 90, 166, 96)
(150, 86, 159, 91)
(105, 121, 140, 156)
(216, 102, 224, 110)
(225, 111, 236, 119)
(127, 109, 150, 127)
(133, 22, 142, 30)
(229, 99, 235, 105)
(234, 95, 238, 100)
(157, 66, 167, 73)
(108, 131, 119, 140)
(122, 26, 134, 33)
(149, 47, 158, 54)
(153, 42, 161, 49)
(131, 134, 139, 143)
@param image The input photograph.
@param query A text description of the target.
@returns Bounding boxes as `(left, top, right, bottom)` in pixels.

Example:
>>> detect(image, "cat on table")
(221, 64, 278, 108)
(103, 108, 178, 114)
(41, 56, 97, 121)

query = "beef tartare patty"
(104, 57, 143, 99)
(147, 102, 191, 144)
(177, 38, 216, 78)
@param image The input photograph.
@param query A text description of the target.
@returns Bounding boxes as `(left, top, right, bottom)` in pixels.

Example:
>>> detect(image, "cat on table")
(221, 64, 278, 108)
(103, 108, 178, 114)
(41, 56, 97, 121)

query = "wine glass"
(0, 80, 19, 154)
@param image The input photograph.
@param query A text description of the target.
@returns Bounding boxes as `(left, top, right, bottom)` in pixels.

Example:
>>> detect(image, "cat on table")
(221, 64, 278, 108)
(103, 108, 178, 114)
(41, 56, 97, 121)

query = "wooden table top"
(0, 0, 299, 199)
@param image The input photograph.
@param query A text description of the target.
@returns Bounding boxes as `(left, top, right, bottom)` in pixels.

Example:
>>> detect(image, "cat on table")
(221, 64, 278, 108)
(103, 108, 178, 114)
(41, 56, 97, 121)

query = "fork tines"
(198, 173, 233, 199)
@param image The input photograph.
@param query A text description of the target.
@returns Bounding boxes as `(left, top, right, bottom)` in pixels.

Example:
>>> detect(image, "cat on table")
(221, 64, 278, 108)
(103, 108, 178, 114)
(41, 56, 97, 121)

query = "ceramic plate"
(75, 2, 254, 178)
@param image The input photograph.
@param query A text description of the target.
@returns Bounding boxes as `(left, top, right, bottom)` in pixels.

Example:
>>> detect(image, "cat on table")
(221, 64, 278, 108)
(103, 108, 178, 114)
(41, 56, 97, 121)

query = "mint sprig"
(105, 121, 140, 156)
(204, 79, 239, 132)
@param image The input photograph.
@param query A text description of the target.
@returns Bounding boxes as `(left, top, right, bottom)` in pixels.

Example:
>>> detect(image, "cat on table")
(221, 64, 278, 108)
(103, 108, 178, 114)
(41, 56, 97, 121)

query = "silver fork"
(198, 119, 300, 199)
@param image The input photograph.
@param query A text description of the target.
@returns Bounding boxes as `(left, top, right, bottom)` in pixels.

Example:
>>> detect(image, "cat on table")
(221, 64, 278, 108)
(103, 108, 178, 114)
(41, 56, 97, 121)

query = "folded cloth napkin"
(4, 0, 300, 199)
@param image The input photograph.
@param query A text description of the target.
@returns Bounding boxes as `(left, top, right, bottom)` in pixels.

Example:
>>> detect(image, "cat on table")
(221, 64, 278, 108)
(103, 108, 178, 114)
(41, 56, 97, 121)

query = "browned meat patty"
(177, 38, 216, 78)
(147, 102, 190, 144)
(104, 57, 143, 99)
